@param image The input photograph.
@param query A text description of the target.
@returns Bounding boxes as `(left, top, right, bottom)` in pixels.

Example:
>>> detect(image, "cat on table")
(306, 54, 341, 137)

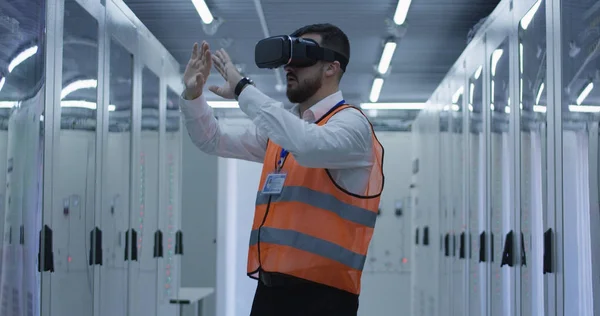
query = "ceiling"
(124, 0, 500, 106)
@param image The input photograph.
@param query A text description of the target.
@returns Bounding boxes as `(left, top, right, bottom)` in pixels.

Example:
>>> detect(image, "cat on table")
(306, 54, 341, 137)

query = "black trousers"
(249, 273, 359, 316)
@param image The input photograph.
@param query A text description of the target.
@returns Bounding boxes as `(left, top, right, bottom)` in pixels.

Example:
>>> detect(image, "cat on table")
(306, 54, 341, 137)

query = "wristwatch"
(234, 77, 255, 100)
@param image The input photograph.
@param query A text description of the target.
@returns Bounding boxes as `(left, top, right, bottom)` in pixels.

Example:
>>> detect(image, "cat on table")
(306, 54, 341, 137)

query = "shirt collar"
(291, 91, 344, 122)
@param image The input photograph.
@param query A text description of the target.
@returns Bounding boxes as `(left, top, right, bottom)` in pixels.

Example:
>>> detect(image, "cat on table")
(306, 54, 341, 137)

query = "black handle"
(444, 233, 450, 257)
(20, 225, 24, 245)
(154, 230, 164, 258)
(415, 227, 420, 245)
(175, 230, 183, 255)
(459, 232, 466, 259)
(543, 228, 553, 274)
(521, 231, 527, 266)
(89, 227, 103, 266)
(423, 226, 429, 245)
(469, 233, 472, 259)
(125, 229, 139, 261)
(501, 230, 514, 267)
(37, 225, 54, 272)
(479, 232, 486, 262)
(490, 233, 495, 262)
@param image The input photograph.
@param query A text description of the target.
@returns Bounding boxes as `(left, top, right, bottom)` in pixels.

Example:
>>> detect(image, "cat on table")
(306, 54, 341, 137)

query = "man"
(180, 23, 384, 316)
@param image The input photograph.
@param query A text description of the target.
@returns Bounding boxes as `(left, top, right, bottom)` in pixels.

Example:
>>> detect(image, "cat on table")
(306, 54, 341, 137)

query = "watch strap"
(234, 77, 253, 100)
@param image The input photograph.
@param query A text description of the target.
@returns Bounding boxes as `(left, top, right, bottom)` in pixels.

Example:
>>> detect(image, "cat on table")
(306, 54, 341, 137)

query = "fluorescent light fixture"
(451, 104, 460, 111)
(533, 105, 546, 113)
(0, 101, 17, 108)
(468, 104, 474, 112)
(491, 80, 495, 103)
(8, 45, 38, 73)
(474, 65, 483, 80)
(521, 0, 542, 30)
(452, 86, 464, 103)
(576, 82, 594, 105)
(569, 105, 600, 112)
(519, 43, 524, 73)
(61, 100, 116, 111)
(360, 102, 425, 110)
(505, 106, 510, 114)
(0, 77, 5, 92)
(61, 79, 98, 99)
(207, 101, 239, 108)
(491, 49, 503, 77)
(191, 0, 214, 24)
(393, 0, 413, 25)
(536, 82, 544, 104)
(369, 78, 384, 103)
(469, 83, 475, 104)
(377, 41, 397, 74)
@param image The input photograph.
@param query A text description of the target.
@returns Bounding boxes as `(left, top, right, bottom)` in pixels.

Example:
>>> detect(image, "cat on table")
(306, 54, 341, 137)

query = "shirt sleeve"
(237, 86, 373, 169)
(179, 93, 268, 163)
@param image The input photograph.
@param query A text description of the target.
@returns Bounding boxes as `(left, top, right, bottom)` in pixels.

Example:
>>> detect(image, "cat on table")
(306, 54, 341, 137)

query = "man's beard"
(286, 75, 322, 104)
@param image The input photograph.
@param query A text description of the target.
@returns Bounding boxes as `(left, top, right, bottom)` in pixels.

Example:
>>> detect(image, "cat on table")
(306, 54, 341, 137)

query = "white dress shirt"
(179, 86, 374, 195)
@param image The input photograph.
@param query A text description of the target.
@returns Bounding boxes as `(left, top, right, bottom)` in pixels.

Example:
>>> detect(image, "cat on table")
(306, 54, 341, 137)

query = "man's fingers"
(191, 43, 198, 60)
(219, 49, 232, 63)
(208, 85, 220, 95)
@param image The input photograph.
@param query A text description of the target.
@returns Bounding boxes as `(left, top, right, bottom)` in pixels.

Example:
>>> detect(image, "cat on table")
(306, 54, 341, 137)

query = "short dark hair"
(290, 23, 350, 76)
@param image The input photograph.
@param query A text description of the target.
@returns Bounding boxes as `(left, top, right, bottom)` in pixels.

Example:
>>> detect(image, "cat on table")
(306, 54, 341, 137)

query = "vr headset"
(254, 35, 348, 72)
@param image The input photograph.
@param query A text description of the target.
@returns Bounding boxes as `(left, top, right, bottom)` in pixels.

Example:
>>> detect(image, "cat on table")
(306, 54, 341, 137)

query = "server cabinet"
(557, 0, 600, 315)
(466, 44, 487, 316)
(439, 98, 452, 314)
(516, 1, 548, 315)
(0, 0, 48, 314)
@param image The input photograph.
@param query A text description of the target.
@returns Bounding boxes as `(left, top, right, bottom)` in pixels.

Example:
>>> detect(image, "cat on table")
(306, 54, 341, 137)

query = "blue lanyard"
(277, 99, 346, 171)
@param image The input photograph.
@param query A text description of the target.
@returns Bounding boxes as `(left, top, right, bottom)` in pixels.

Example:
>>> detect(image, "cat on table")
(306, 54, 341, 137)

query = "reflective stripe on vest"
(249, 227, 367, 271)
(255, 186, 378, 228)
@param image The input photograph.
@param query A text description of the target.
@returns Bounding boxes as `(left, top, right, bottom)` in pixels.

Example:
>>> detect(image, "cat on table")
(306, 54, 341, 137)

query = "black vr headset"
(254, 35, 348, 72)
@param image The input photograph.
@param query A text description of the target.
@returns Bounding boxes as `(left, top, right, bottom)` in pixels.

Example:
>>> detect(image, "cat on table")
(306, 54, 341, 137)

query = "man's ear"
(324, 61, 341, 78)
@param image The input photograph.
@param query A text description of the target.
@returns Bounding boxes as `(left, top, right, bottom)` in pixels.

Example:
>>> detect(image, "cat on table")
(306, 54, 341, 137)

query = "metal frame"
(549, 0, 562, 314)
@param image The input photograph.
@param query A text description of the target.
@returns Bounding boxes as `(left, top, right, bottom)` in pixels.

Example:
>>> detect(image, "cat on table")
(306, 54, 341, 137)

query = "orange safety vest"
(246, 104, 384, 295)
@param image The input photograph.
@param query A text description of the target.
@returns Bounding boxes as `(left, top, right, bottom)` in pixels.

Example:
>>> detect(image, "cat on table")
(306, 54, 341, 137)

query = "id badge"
(261, 172, 287, 195)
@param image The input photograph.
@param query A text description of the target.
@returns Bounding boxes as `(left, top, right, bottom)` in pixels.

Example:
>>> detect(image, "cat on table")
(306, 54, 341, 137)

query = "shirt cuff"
(237, 85, 278, 120)
(179, 93, 211, 119)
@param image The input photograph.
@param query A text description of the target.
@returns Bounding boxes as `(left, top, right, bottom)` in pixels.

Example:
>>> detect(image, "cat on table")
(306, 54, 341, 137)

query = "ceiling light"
(576, 82, 594, 105)
(533, 105, 546, 113)
(8, 45, 38, 73)
(452, 86, 464, 103)
(521, 0, 542, 30)
(369, 78, 384, 103)
(377, 41, 397, 74)
(207, 101, 239, 108)
(469, 83, 475, 104)
(474, 65, 482, 80)
(61, 79, 98, 99)
(0, 77, 5, 92)
(519, 43, 524, 73)
(0, 101, 17, 108)
(61, 100, 116, 111)
(393, 0, 413, 25)
(491, 49, 503, 77)
(360, 102, 425, 110)
(569, 105, 600, 113)
(536, 82, 544, 104)
(191, 0, 214, 24)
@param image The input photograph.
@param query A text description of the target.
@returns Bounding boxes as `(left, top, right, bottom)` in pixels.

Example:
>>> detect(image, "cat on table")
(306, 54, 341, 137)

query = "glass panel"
(518, 1, 546, 315)
(134, 66, 160, 315)
(0, 0, 46, 314)
(468, 64, 485, 316)
(157, 88, 181, 314)
(51, 1, 99, 315)
(561, 0, 600, 314)
(451, 88, 466, 316)
(100, 37, 133, 316)
(489, 38, 512, 316)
